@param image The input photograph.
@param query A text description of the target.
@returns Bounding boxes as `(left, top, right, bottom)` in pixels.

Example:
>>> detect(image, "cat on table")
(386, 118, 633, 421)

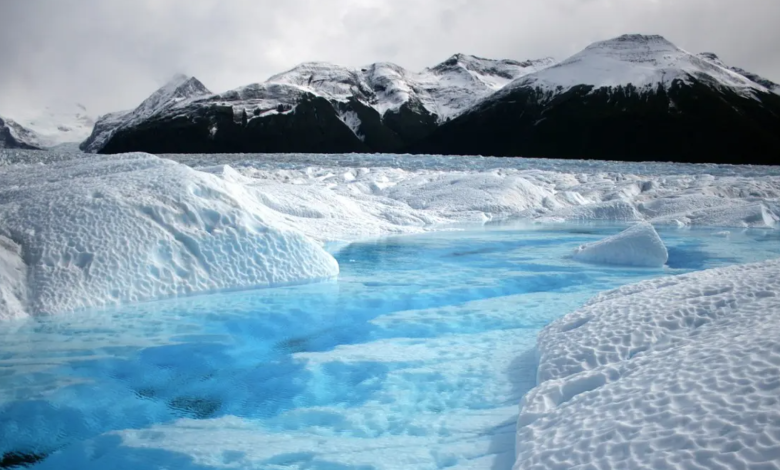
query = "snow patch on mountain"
(338, 110, 364, 141)
(418, 54, 556, 118)
(217, 82, 300, 122)
(698, 52, 780, 95)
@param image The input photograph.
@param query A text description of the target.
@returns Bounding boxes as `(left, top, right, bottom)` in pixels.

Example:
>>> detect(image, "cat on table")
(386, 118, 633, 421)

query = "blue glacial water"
(1, 224, 778, 470)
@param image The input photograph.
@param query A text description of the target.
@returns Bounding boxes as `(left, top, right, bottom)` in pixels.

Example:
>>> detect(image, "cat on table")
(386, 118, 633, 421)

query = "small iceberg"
(572, 222, 668, 267)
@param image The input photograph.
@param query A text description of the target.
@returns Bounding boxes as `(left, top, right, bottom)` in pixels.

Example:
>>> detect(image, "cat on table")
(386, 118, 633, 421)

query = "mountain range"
(411, 35, 780, 163)
(82, 54, 555, 155)
(3, 34, 779, 164)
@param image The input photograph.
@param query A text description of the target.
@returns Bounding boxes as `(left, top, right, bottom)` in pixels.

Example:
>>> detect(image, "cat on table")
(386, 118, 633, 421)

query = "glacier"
(1, 149, 780, 470)
(2, 149, 780, 319)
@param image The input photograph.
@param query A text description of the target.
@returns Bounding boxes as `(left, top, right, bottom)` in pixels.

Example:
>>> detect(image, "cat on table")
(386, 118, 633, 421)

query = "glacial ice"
(572, 222, 668, 267)
(169, 153, 780, 242)
(2, 149, 780, 319)
(0, 153, 338, 319)
(517, 259, 780, 470)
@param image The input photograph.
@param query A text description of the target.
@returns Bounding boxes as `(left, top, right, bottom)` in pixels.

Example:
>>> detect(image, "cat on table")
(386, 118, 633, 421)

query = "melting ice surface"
(1, 223, 778, 470)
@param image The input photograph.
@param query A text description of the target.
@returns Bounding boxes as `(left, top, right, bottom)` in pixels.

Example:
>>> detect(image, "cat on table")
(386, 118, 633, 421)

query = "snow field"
(516, 259, 780, 470)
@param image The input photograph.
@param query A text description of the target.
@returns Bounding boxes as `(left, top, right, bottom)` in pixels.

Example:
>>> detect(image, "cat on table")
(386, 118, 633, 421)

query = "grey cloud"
(1, 0, 778, 118)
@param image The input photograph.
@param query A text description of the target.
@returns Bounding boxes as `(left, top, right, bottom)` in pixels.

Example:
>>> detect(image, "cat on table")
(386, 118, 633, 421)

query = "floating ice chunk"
(0, 153, 338, 318)
(572, 222, 668, 267)
(516, 258, 780, 470)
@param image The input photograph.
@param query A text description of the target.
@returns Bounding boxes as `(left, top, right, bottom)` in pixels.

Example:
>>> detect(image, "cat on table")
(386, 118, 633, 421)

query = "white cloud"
(1, 0, 778, 118)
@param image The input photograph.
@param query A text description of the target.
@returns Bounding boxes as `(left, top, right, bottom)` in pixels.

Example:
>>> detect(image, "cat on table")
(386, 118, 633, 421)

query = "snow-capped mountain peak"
(80, 74, 212, 152)
(500, 34, 770, 99)
(131, 74, 211, 123)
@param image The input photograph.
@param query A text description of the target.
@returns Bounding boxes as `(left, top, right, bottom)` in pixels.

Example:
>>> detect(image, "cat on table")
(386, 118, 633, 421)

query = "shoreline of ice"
(1, 149, 779, 319)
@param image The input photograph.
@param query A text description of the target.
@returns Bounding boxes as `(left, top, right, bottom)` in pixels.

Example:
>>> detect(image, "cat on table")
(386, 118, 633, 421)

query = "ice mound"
(515, 259, 780, 470)
(572, 222, 668, 267)
(0, 235, 27, 320)
(0, 154, 338, 318)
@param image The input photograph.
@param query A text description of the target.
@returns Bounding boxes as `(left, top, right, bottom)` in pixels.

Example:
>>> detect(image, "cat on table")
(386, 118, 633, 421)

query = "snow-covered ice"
(163, 153, 780, 242)
(517, 258, 780, 470)
(573, 222, 668, 267)
(0, 152, 338, 319)
(2, 150, 780, 319)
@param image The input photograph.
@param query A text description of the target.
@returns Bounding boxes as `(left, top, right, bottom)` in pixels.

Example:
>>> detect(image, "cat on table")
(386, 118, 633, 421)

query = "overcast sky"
(1, 0, 779, 118)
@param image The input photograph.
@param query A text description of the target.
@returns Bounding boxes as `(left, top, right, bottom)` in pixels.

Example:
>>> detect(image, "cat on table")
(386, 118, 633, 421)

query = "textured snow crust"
(573, 222, 668, 267)
(0, 153, 338, 319)
(517, 259, 780, 470)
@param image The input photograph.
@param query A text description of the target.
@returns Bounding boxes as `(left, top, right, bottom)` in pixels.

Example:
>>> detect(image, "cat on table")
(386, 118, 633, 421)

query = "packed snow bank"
(0, 153, 338, 319)
(515, 259, 780, 470)
(572, 222, 668, 267)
